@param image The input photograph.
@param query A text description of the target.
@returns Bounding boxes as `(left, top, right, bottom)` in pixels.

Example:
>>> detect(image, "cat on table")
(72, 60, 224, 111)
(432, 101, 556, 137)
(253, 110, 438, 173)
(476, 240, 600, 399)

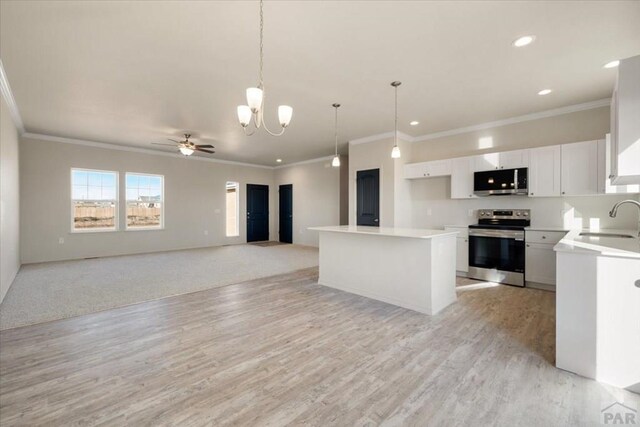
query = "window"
(71, 168, 118, 231)
(226, 181, 239, 237)
(126, 173, 164, 229)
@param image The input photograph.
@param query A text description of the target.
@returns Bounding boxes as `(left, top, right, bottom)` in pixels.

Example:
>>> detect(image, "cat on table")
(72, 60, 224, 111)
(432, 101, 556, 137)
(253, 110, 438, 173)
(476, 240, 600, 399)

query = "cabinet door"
(529, 145, 561, 197)
(561, 141, 599, 196)
(451, 157, 475, 199)
(404, 162, 427, 179)
(499, 149, 530, 169)
(456, 236, 469, 273)
(425, 159, 452, 177)
(473, 153, 500, 172)
(525, 242, 556, 285)
(601, 135, 640, 194)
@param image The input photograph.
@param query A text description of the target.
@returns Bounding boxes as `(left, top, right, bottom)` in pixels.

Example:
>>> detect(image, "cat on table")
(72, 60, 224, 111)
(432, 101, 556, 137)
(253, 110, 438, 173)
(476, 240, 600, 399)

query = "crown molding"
(0, 59, 25, 134)
(348, 98, 611, 146)
(414, 98, 611, 142)
(349, 131, 414, 146)
(20, 133, 275, 169)
(274, 155, 336, 169)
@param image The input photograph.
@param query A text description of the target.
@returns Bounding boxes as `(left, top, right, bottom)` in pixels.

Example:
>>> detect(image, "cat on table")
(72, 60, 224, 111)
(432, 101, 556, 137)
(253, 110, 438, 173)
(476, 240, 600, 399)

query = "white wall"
(411, 107, 610, 161)
(20, 136, 276, 263)
(274, 158, 341, 246)
(0, 95, 20, 303)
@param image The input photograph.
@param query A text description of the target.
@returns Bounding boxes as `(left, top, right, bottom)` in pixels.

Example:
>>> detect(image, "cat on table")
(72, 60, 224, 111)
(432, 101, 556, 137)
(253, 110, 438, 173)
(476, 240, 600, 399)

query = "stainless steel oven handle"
(469, 229, 525, 239)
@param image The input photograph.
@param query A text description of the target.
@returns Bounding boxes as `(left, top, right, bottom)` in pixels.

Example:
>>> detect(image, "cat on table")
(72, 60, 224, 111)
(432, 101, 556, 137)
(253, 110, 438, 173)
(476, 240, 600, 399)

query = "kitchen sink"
(578, 232, 635, 239)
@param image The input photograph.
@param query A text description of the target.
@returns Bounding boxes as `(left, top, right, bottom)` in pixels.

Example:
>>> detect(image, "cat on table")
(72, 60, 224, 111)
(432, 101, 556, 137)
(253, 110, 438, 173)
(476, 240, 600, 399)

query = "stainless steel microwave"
(473, 168, 528, 196)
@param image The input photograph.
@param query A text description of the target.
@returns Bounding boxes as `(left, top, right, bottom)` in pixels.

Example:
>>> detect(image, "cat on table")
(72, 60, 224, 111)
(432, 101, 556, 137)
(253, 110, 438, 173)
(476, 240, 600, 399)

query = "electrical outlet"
(468, 209, 474, 217)
(427, 208, 432, 216)
(58, 237, 64, 244)
(204, 230, 209, 236)
(214, 209, 221, 214)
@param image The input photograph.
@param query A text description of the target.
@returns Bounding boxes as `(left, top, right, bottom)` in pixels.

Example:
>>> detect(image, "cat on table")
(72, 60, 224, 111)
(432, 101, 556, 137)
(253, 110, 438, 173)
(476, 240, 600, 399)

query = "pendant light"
(237, 0, 293, 136)
(331, 103, 341, 167)
(390, 81, 401, 159)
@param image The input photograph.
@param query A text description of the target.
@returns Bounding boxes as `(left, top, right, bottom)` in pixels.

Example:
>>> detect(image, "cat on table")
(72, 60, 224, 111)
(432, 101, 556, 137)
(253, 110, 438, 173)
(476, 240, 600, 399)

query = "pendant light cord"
(394, 84, 398, 147)
(334, 105, 339, 156)
(259, 0, 264, 89)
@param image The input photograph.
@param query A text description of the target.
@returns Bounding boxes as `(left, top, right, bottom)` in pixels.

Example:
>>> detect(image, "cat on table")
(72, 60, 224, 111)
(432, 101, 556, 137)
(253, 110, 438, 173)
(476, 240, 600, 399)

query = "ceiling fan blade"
(196, 144, 215, 149)
(167, 139, 181, 143)
(152, 143, 178, 147)
(195, 147, 215, 154)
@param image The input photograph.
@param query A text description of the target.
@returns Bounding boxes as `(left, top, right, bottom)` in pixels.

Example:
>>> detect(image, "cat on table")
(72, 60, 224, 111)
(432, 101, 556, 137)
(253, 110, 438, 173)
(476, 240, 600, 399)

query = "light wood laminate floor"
(1, 268, 637, 426)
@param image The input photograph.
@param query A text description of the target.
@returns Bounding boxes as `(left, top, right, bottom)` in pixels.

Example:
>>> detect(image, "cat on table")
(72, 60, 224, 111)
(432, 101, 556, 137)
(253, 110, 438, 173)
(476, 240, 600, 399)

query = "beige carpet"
(0, 244, 319, 330)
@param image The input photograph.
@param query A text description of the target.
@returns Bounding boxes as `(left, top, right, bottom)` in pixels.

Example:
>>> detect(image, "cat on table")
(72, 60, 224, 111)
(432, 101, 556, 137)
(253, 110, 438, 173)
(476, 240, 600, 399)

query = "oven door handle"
(469, 229, 525, 239)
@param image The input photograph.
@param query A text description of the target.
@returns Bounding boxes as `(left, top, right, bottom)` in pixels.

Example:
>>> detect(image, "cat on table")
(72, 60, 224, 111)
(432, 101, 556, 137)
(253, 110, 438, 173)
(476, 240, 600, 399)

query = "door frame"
(353, 165, 384, 226)
(278, 183, 293, 244)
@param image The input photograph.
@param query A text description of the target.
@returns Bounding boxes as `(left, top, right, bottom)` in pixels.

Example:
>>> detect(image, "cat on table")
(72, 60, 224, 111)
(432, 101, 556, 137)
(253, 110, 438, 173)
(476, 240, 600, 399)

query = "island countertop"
(308, 225, 459, 239)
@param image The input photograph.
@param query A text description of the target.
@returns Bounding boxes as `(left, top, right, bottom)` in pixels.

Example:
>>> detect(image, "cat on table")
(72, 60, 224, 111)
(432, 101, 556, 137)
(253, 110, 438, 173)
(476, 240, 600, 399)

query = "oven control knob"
(516, 212, 521, 216)
(524, 212, 528, 216)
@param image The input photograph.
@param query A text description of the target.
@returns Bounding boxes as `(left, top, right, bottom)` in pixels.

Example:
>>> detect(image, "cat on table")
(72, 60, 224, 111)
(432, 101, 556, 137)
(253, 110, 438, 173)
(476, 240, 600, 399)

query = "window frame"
(70, 167, 119, 233)
(226, 181, 240, 237)
(124, 172, 165, 231)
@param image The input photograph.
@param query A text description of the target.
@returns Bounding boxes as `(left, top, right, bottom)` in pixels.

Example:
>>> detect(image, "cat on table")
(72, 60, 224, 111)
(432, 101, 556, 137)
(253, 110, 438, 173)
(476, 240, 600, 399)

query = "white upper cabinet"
(498, 149, 529, 169)
(473, 150, 529, 171)
(610, 55, 640, 185)
(561, 140, 599, 196)
(404, 159, 451, 179)
(473, 153, 500, 171)
(451, 156, 475, 199)
(529, 145, 561, 197)
(599, 135, 640, 194)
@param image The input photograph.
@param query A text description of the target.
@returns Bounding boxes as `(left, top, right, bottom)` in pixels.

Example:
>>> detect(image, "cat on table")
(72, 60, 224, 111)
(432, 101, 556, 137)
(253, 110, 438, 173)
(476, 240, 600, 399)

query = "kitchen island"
(308, 226, 458, 315)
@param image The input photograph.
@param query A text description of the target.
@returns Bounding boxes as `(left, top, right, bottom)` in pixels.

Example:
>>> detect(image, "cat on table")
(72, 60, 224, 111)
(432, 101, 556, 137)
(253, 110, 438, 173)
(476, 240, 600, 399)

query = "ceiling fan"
(152, 134, 215, 156)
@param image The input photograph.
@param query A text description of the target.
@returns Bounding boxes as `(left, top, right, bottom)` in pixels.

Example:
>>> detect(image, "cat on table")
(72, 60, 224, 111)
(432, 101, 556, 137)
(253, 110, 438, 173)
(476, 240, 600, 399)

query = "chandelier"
(237, 0, 293, 136)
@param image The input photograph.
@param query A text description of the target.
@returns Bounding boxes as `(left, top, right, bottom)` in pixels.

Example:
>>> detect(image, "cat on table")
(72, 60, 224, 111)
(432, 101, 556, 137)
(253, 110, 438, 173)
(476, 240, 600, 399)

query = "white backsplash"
(410, 176, 640, 230)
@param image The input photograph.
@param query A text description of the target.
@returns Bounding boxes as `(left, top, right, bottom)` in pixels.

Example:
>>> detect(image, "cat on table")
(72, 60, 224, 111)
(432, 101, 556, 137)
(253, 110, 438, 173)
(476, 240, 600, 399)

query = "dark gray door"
(279, 184, 293, 244)
(356, 169, 380, 226)
(247, 184, 269, 242)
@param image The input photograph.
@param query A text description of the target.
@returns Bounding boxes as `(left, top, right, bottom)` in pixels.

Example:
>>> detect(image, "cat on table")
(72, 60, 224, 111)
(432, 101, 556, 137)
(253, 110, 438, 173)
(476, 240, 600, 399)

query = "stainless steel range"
(468, 209, 530, 287)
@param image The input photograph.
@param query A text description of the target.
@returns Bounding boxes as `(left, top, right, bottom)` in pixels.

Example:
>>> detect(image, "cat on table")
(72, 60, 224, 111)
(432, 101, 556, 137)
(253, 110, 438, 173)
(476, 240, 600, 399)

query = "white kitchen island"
(308, 226, 458, 315)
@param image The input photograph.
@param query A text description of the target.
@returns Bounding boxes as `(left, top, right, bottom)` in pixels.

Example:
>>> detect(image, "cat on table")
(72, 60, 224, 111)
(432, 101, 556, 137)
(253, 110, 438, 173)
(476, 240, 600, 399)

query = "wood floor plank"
(1, 267, 638, 426)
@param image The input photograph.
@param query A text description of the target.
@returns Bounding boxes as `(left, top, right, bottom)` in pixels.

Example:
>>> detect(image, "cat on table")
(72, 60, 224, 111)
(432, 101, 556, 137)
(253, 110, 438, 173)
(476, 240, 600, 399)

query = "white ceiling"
(1, 1, 639, 166)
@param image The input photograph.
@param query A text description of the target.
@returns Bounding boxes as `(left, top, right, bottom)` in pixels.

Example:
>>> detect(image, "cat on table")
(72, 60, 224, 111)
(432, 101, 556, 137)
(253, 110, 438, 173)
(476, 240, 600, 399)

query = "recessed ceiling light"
(276, 158, 282, 163)
(538, 89, 552, 96)
(604, 60, 620, 69)
(513, 35, 535, 47)
(410, 121, 419, 126)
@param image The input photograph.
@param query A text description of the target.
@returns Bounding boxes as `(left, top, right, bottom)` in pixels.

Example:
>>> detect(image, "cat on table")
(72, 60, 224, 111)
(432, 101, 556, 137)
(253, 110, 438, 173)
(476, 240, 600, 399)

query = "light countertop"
(308, 226, 459, 239)
(554, 228, 640, 259)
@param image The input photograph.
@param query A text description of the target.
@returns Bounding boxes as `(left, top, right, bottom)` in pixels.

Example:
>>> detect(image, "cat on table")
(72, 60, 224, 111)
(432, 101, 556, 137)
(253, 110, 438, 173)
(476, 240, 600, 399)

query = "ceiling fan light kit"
(237, 0, 293, 137)
(152, 134, 215, 156)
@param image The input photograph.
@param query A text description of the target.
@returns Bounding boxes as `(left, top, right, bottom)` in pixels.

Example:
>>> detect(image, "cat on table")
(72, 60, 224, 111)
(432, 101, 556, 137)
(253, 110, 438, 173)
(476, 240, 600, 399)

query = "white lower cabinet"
(525, 230, 566, 290)
(445, 226, 468, 274)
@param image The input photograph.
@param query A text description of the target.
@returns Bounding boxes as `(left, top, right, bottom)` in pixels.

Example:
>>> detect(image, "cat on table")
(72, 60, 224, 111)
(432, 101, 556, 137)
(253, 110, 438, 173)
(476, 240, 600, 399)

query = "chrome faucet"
(609, 199, 640, 237)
